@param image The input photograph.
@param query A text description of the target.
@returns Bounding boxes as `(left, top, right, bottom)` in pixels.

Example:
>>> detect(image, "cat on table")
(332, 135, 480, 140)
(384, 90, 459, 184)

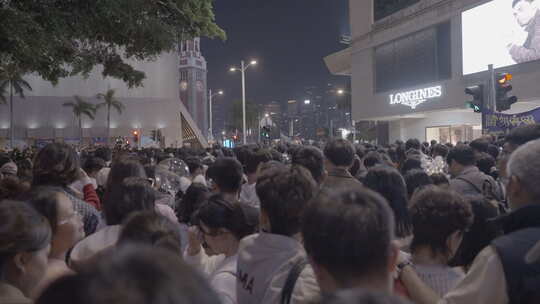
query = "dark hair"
(349, 156, 361, 177)
(324, 139, 355, 167)
(323, 289, 412, 304)
(476, 153, 495, 176)
(410, 186, 473, 257)
(83, 157, 106, 175)
(195, 194, 258, 240)
(33, 143, 80, 187)
(450, 196, 500, 269)
(20, 186, 64, 234)
(404, 169, 433, 199)
(0, 176, 30, 200)
(178, 183, 209, 224)
(470, 138, 489, 153)
(446, 144, 476, 166)
(364, 151, 382, 169)
(245, 149, 272, 174)
(0, 200, 51, 274)
(36, 245, 221, 304)
(105, 156, 147, 190)
(432, 144, 449, 158)
(94, 147, 112, 162)
(400, 156, 422, 176)
(103, 177, 156, 225)
(185, 157, 203, 175)
(487, 144, 500, 160)
(206, 158, 243, 193)
(430, 173, 449, 186)
(405, 139, 421, 151)
(292, 146, 325, 184)
(363, 166, 411, 238)
(256, 165, 317, 236)
(118, 212, 182, 253)
(302, 187, 395, 285)
(505, 124, 540, 146)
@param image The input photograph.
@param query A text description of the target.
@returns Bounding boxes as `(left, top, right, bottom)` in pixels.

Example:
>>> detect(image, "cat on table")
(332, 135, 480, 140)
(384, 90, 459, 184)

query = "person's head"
(400, 156, 422, 175)
(185, 157, 203, 177)
(206, 157, 243, 195)
(498, 124, 540, 180)
(476, 152, 496, 177)
(22, 187, 84, 258)
(446, 144, 476, 177)
(178, 183, 209, 224)
(513, 0, 538, 27)
(363, 151, 382, 169)
(302, 187, 397, 293)
(405, 139, 421, 152)
(324, 139, 355, 168)
(450, 196, 500, 270)
(0, 200, 51, 297)
(32, 143, 80, 187)
(430, 173, 450, 189)
(487, 144, 500, 160)
(36, 245, 221, 304)
(410, 186, 473, 262)
(256, 165, 317, 236)
(506, 139, 540, 210)
(363, 166, 411, 238)
(0, 162, 17, 177)
(194, 194, 258, 256)
(94, 147, 112, 163)
(83, 157, 106, 178)
(322, 289, 412, 304)
(469, 138, 489, 157)
(0, 176, 30, 200)
(292, 146, 325, 185)
(105, 156, 147, 190)
(404, 169, 433, 199)
(103, 177, 156, 225)
(118, 211, 182, 254)
(245, 149, 272, 176)
(432, 144, 449, 159)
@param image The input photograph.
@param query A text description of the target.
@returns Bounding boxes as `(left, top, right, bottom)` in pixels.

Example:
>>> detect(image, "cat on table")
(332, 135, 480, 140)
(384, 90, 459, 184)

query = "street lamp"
(208, 89, 224, 142)
(229, 59, 258, 144)
(304, 99, 311, 105)
(337, 89, 345, 95)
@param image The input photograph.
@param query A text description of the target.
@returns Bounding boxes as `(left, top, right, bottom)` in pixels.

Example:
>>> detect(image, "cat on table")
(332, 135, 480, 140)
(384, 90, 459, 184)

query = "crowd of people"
(1, 124, 540, 304)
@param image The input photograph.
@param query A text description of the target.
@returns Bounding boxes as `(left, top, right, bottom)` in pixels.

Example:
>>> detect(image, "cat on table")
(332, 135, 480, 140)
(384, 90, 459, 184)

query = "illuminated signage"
(389, 86, 443, 109)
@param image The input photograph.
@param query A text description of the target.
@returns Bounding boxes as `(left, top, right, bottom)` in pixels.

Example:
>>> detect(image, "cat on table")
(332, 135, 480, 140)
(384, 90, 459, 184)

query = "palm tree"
(96, 88, 124, 146)
(0, 63, 32, 148)
(63, 96, 97, 143)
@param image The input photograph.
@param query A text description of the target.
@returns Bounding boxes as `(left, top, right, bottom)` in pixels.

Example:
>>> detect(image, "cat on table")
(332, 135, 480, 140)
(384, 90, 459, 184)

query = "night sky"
(202, 0, 350, 110)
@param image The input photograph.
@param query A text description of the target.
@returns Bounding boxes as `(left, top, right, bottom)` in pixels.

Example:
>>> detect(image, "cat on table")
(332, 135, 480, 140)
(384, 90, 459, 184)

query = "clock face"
(180, 81, 188, 91)
(196, 81, 204, 92)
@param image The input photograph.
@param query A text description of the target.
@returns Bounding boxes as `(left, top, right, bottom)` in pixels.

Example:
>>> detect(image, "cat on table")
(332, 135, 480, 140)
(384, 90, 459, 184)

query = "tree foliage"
(0, 0, 225, 87)
(63, 96, 97, 121)
(230, 99, 259, 132)
(97, 88, 124, 114)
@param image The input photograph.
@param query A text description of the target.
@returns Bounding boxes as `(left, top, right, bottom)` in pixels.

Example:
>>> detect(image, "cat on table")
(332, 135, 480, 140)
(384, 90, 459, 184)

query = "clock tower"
(179, 38, 208, 138)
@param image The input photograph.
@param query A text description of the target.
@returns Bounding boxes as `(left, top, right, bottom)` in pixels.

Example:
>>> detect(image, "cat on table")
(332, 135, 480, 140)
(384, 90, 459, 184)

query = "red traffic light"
(497, 73, 513, 85)
(132, 130, 139, 136)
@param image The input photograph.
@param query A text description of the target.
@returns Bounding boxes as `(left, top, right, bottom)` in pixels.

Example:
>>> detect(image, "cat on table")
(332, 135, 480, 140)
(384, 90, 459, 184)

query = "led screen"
(462, 0, 540, 75)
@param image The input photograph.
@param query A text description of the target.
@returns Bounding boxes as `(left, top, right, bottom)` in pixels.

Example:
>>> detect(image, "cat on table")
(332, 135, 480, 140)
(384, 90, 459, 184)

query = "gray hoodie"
(236, 233, 320, 304)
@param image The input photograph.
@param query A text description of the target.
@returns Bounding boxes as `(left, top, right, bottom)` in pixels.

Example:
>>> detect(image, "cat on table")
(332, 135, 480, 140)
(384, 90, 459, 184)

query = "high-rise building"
(179, 38, 208, 138)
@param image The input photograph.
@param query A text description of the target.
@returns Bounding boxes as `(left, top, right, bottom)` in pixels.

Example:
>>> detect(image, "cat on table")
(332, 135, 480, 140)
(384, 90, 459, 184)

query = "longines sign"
(389, 85, 443, 109)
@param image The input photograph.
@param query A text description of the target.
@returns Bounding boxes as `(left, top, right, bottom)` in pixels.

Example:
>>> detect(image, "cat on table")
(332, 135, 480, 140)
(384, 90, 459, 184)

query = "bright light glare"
(229, 67, 237, 72)
(265, 113, 269, 117)
(337, 89, 345, 95)
(218, 90, 224, 95)
(304, 99, 311, 105)
(250, 60, 258, 65)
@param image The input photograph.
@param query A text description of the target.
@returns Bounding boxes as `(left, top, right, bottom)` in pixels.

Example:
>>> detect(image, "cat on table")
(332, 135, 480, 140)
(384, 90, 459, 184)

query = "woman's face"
(53, 192, 85, 253)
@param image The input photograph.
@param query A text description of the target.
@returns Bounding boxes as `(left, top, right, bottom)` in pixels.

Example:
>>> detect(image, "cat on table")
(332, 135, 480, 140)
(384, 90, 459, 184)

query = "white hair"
(507, 139, 540, 201)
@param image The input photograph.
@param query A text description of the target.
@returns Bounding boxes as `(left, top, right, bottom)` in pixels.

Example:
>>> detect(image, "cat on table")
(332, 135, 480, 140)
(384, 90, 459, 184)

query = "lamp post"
(337, 89, 354, 142)
(208, 89, 224, 142)
(230, 59, 258, 144)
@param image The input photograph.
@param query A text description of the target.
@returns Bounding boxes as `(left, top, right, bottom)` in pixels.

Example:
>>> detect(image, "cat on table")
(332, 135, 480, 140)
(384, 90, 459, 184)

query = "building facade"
(326, 0, 540, 144)
(179, 38, 209, 139)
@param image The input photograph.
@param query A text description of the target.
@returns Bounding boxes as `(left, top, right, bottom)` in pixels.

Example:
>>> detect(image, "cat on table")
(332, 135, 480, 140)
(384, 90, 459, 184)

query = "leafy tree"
(0, 62, 32, 148)
(0, 1, 225, 87)
(63, 96, 97, 143)
(230, 99, 259, 134)
(97, 89, 124, 146)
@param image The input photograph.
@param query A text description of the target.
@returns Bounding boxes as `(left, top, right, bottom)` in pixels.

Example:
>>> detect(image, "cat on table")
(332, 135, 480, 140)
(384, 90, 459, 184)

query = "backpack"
(280, 258, 308, 304)
(455, 176, 507, 214)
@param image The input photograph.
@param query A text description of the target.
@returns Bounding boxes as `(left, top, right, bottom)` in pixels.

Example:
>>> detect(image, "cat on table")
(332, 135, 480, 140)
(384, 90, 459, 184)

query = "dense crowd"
(1, 124, 539, 304)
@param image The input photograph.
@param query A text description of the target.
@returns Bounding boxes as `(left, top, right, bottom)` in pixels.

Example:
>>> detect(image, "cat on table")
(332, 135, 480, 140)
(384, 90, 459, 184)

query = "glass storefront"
(426, 124, 482, 144)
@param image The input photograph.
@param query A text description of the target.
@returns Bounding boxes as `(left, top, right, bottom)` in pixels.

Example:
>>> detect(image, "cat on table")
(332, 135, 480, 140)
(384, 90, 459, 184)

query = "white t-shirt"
(239, 183, 260, 208)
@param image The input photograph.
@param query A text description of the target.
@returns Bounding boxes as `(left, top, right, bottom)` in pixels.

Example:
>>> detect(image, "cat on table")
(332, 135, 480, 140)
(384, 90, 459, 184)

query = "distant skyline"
(201, 0, 350, 110)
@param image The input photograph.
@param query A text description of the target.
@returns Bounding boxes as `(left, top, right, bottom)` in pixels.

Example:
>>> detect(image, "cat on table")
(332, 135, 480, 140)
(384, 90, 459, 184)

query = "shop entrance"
(426, 124, 481, 144)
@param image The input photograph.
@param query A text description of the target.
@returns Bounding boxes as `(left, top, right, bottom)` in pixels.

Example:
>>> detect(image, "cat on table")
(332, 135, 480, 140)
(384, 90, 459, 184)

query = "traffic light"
(496, 73, 518, 112)
(465, 84, 484, 113)
(132, 130, 139, 144)
(261, 126, 271, 139)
